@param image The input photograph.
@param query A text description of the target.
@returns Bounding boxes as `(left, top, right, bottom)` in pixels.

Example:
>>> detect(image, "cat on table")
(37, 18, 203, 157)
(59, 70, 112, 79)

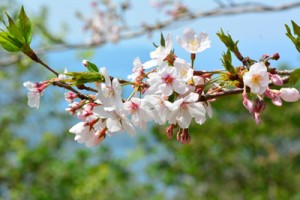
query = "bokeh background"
(1, 0, 300, 199)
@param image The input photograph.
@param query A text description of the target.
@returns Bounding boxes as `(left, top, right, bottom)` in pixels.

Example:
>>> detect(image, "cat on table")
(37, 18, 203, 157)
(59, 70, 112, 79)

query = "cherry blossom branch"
(1, 1, 300, 67)
(200, 76, 290, 101)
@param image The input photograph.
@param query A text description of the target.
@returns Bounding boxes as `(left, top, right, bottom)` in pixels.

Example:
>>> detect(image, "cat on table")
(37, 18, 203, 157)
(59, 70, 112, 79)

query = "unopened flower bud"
(272, 53, 280, 60)
(180, 129, 191, 144)
(82, 59, 88, 67)
(242, 93, 254, 113)
(166, 124, 175, 139)
(176, 129, 183, 142)
(269, 74, 283, 86)
(280, 88, 300, 102)
(254, 98, 266, 113)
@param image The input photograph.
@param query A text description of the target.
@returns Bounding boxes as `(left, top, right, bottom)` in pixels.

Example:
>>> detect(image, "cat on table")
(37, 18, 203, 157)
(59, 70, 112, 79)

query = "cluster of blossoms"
(242, 62, 300, 124)
(23, 28, 300, 148)
(81, 1, 130, 43)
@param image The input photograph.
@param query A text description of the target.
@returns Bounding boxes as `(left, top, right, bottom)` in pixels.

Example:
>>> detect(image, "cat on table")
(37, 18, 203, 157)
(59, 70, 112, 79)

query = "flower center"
(103, 86, 114, 97)
(163, 74, 174, 84)
(188, 39, 199, 51)
(130, 102, 139, 113)
(251, 74, 261, 85)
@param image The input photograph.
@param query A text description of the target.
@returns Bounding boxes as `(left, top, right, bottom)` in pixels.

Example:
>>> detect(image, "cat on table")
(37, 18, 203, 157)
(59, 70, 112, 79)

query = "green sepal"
(221, 49, 235, 74)
(289, 68, 300, 86)
(86, 61, 99, 73)
(66, 72, 105, 85)
(285, 21, 300, 53)
(16, 6, 32, 44)
(160, 33, 165, 47)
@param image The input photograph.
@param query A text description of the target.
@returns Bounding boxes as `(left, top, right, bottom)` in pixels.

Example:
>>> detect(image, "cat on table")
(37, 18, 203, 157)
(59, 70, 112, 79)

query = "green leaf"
(4, 13, 25, 43)
(289, 68, 300, 86)
(0, 32, 22, 52)
(292, 20, 300, 37)
(221, 49, 235, 74)
(16, 6, 32, 44)
(160, 33, 165, 47)
(285, 21, 300, 53)
(86, 61, 99, 73)
(216, 29, 239, 53)
(66, 72, 104, 85)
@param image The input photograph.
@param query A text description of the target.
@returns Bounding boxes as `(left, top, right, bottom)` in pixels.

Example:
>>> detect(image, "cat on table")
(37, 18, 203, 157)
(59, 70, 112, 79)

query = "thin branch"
(1, 2, 300, 66)
(200, 76, 290, 101)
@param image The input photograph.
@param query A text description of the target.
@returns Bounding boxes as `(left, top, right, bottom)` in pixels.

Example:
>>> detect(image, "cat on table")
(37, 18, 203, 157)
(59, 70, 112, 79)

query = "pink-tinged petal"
(69, 122, 85, 134)
(254, 112, 261, 125)
(280, 88, 300, 102)
(143, 59, 158, 69)
(172, 80, 188, 94)
(183, 92, 199, 102)
(122, 118, 136, 136)
(204, 102, 213, 118)
(177, 109, 192, 128)
(165, 33, 173, 52)
(195, 115, 206, 125)
(250, 62, 267, 72)
(159, 84, 173, 96)
(27, 92, 40, 108)
(188, 102, 206, 118)
(272, 95, 282, 106)
(100, 67, 111, 86)
(106, 118, 122, 133)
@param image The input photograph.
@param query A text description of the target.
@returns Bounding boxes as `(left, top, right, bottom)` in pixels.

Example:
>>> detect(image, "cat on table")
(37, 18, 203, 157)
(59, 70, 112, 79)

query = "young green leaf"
(160, 33, 165, 47)
(217, 29, 244, 62)
(0, 32, 22, 52)
(289, 68, 300, 86)
(4, 13, 25, 43)
(285, 21, 300, 53)
(221, 49, 235, 74)
(16, 6, 32, 44)
(86, 61, 99, 73)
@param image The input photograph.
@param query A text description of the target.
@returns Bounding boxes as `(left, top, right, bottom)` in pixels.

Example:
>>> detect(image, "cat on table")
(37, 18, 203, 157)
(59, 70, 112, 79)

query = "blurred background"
(1, 0, 300, 199)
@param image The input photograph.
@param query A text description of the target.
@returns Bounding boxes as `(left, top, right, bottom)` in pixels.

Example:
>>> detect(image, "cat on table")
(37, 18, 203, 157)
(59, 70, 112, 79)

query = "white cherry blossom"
(146, 67, 188, 96)
(243, 62, 269, 95)
(69, 118, 106, 147)
(123, 98, 152, 129)
(177, 28, 211, 53)
(173, 57, 194, 81)
(94, 105, 136, 136)
(143, 33, 173, 69)
(96, 67, 123, 107)
(127, 57, 145, 82)
(144, 94, 172, 125)
(168, 92, 206, 128)
(23, 81, 48, 109)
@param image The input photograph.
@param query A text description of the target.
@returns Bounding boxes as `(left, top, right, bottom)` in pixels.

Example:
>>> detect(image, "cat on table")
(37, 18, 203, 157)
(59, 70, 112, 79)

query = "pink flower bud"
(180, 129, 191, 144)
(242, 93, 254, 113)
(254, 112, 261, 125)
(264, 89, 282, 106)
(272, 53, 280, 60)
(280, 88, 300, 102)
(166, 124, 174, 139)
(254, 98, 266, 113)
(269, 74, 283, 86)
